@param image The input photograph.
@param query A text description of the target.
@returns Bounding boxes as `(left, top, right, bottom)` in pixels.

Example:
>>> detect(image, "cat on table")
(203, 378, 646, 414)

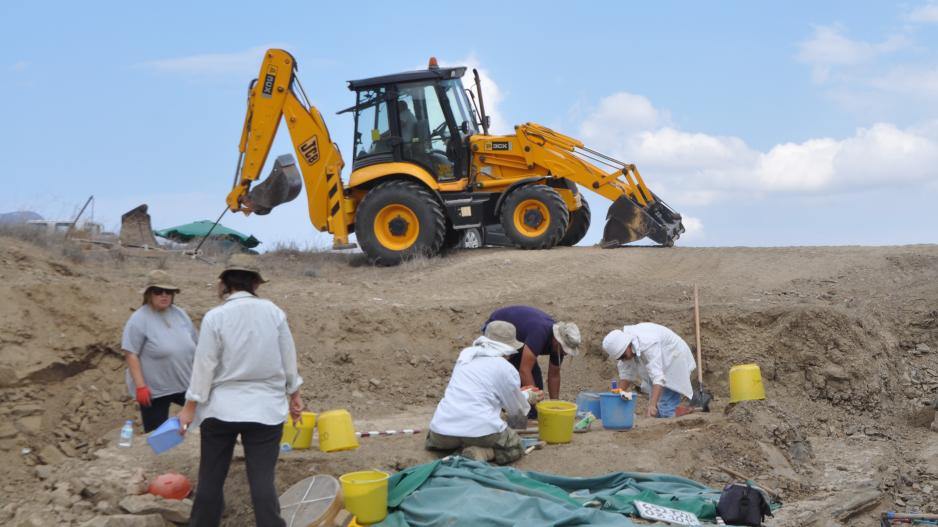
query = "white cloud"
(796, 25, 908, 82)
(10, 61, 28, 72)
(576, 91, 938, 205)
(136, 45, 287, 77)
(679, 216, 705, 242)
(905, 1, 938, 23)
(440, 55, 510, 135)
(870, 65, 938, 98)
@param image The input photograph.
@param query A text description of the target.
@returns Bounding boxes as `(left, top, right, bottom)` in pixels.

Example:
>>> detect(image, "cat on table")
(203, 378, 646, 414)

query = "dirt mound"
(1, 236, 937, 525)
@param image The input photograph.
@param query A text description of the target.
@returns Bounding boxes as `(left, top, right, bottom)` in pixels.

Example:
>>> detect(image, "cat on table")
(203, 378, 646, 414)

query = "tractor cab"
(342, 59, 479, 182)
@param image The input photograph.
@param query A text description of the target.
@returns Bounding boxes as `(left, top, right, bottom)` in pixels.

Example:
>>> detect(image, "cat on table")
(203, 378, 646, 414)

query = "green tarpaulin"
(154, 220, 260, 248)
(376, 456, 725, 526)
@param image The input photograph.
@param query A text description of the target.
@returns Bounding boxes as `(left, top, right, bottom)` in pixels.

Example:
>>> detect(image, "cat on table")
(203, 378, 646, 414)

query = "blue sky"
(3, 1, 937, 249)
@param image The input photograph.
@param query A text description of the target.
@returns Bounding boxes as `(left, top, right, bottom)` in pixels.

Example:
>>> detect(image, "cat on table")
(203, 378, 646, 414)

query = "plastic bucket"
(599, 392, 635, 430)
(147, 417, 184, 455)
(281, 411, 317, 450)
(575, 391, 602, 419)
(318, 410, 359, 453)
(729, 364, 766, 403)
(339, 470, 390, 524)
(536, 401, 577, 444)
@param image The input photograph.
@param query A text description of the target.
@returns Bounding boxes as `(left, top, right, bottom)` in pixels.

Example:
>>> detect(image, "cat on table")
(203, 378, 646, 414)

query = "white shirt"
(186, 292, 303, 426)
(430, 355, 530, 437)
(616, 323, 696, 399)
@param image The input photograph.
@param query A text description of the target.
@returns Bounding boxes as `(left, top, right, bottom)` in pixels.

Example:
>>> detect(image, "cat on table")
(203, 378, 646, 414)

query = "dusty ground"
(1, 235, 937, 525)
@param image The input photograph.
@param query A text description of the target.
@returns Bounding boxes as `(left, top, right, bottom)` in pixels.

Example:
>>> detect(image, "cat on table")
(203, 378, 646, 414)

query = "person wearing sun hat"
(121, 269, 197, 433)
(484, 305, 580, 416)
(602, 322, 697, 419)
(178, 253, 302, 527)
(426, 321, 541, 465)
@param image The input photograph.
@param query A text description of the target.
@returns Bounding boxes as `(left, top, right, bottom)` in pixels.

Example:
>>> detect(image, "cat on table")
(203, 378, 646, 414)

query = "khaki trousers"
(425, 427, 523, 465)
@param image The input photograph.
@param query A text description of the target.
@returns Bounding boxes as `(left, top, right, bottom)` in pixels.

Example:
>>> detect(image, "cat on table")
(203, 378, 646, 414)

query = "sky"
(3, 1, 938, 249)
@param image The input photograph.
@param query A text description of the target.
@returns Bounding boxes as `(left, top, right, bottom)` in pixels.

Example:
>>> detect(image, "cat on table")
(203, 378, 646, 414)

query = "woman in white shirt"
(426, 321, 541, 464)
(178, 254, 303, 527)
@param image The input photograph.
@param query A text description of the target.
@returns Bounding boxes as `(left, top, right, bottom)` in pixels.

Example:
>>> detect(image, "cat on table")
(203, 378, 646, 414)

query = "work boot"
(461, 446, 495, 462)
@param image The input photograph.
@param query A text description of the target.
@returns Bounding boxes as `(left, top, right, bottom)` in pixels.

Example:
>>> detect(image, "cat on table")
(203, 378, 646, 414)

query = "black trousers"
(140, 392, 186, 433)
(508, 353, 543, 418)
(189, 418, 286, 527)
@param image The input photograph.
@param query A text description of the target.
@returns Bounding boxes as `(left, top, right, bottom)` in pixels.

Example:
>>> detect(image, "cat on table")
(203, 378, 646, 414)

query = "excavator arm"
(483, 122, 684, 246)
(226, 49, 352, 246)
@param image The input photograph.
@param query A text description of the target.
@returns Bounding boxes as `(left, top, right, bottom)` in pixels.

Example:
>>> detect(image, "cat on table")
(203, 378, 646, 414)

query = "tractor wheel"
(355, 180, 446, 265)
(500, 185, 569, 250)
(558, 197, 591, 246)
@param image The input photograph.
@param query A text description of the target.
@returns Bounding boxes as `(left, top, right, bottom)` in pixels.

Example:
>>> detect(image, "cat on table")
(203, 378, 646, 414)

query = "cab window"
(352, 87, 391, 161)
(397, 82, 459, 180)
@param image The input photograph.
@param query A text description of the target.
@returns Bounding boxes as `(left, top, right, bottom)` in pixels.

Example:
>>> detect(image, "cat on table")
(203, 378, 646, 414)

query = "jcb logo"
(261, 65, 277, 98)
(486, 141, 511, 151)
(300, 136, 320, 164)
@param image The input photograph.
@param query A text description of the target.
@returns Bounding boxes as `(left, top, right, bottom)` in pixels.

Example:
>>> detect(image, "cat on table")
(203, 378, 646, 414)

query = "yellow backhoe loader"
(226, 49, 683, 264)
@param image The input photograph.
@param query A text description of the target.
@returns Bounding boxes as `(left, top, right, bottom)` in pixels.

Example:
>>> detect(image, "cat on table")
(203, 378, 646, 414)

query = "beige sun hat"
(139, 270, 180, 294)
(484, 321, 524, 350)
(552, 322, 581, 357)
(220, 253, 267, 282)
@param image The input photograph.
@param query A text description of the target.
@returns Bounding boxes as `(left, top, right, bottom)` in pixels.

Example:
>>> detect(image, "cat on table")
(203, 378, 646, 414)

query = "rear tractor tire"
(500, 185, 569, 250)
(558, 197, 591, 246)
(355, 180, 446, 265)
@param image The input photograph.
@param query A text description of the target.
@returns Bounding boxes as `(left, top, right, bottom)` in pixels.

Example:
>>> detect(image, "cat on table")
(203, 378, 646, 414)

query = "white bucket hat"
(552, 322, 581, 357)
(602, 329, 631, 361)
(484, 321, 524, 350)
(139, 270, 180, 294)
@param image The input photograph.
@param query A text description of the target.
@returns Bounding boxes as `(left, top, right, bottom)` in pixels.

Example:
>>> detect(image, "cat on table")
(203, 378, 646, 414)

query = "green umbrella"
(154, 220, 261, 249)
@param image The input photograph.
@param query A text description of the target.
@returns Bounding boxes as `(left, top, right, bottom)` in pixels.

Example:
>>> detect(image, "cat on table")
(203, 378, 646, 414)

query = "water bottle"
(611, 379, 618, 391)
(118, 420, 134, 448)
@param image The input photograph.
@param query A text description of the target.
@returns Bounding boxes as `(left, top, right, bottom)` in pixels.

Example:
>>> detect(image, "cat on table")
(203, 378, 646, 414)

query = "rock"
(917, 343, 931, 353)
(351, 390, 364, 399)
(80, 514, 170, 527)
(34, 465, 53, 480)
(0, 422, 18, 439)
(0, 366, 17, 388)
(16, 415, 42, 434)
(12, 404, 43, 417)
(119, 494, 192, 523)
(38, 445, 66, 465)
(368, 378, 381, 388)
(125, 468, 148, 496)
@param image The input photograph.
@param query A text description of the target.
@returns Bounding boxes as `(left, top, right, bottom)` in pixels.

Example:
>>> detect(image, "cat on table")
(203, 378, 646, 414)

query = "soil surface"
(1, 236, 937, 525)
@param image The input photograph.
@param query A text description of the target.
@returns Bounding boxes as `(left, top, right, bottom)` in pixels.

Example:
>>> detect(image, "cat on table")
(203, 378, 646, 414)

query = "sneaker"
(461, 446, 495, 461)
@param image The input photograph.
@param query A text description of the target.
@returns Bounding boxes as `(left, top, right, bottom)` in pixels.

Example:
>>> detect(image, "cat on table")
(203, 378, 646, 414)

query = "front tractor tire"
(500, 185, 569, 250)
(356, 180, 446, 265)
(558, 197, 591, 246)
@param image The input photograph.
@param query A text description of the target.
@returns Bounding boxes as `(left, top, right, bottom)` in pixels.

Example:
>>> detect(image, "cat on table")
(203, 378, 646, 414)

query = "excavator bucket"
(601, 195, 685, 248)
(244, 154, 303, 215)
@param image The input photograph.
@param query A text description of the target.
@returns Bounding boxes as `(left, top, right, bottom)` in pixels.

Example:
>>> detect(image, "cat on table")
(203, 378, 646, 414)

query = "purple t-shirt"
(486, 305, 562, 366)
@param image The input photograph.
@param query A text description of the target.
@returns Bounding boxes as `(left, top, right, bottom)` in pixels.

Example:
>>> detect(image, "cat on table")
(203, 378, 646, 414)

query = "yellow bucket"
(281, 411, 317, 450)
(536, 401, 577, 444)
(729, 364, 766, 403)
(318, 409, 359, 453)
(339, 470, 390, 525)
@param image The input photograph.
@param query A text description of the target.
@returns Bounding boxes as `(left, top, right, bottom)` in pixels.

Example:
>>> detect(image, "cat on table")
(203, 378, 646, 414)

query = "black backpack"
(716, 482, 772, 526)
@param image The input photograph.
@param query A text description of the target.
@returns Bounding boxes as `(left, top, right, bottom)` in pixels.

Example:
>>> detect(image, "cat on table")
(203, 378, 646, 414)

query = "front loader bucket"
(601, 195, 685, 248)
(244, 154, 302, 215)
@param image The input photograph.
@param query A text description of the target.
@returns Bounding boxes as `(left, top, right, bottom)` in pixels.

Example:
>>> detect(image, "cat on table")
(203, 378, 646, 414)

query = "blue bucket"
(147, 417, 185, 455)
(575, 391, 602, 419)
(599, 393, 635, 430)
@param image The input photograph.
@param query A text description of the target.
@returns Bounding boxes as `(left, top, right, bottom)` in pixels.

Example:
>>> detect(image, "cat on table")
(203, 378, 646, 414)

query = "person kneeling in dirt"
(178, 254, 303, 527)
(122, 270, 197, 432)
(426, 321, 543, 464)
(602, 323, 697, 418)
